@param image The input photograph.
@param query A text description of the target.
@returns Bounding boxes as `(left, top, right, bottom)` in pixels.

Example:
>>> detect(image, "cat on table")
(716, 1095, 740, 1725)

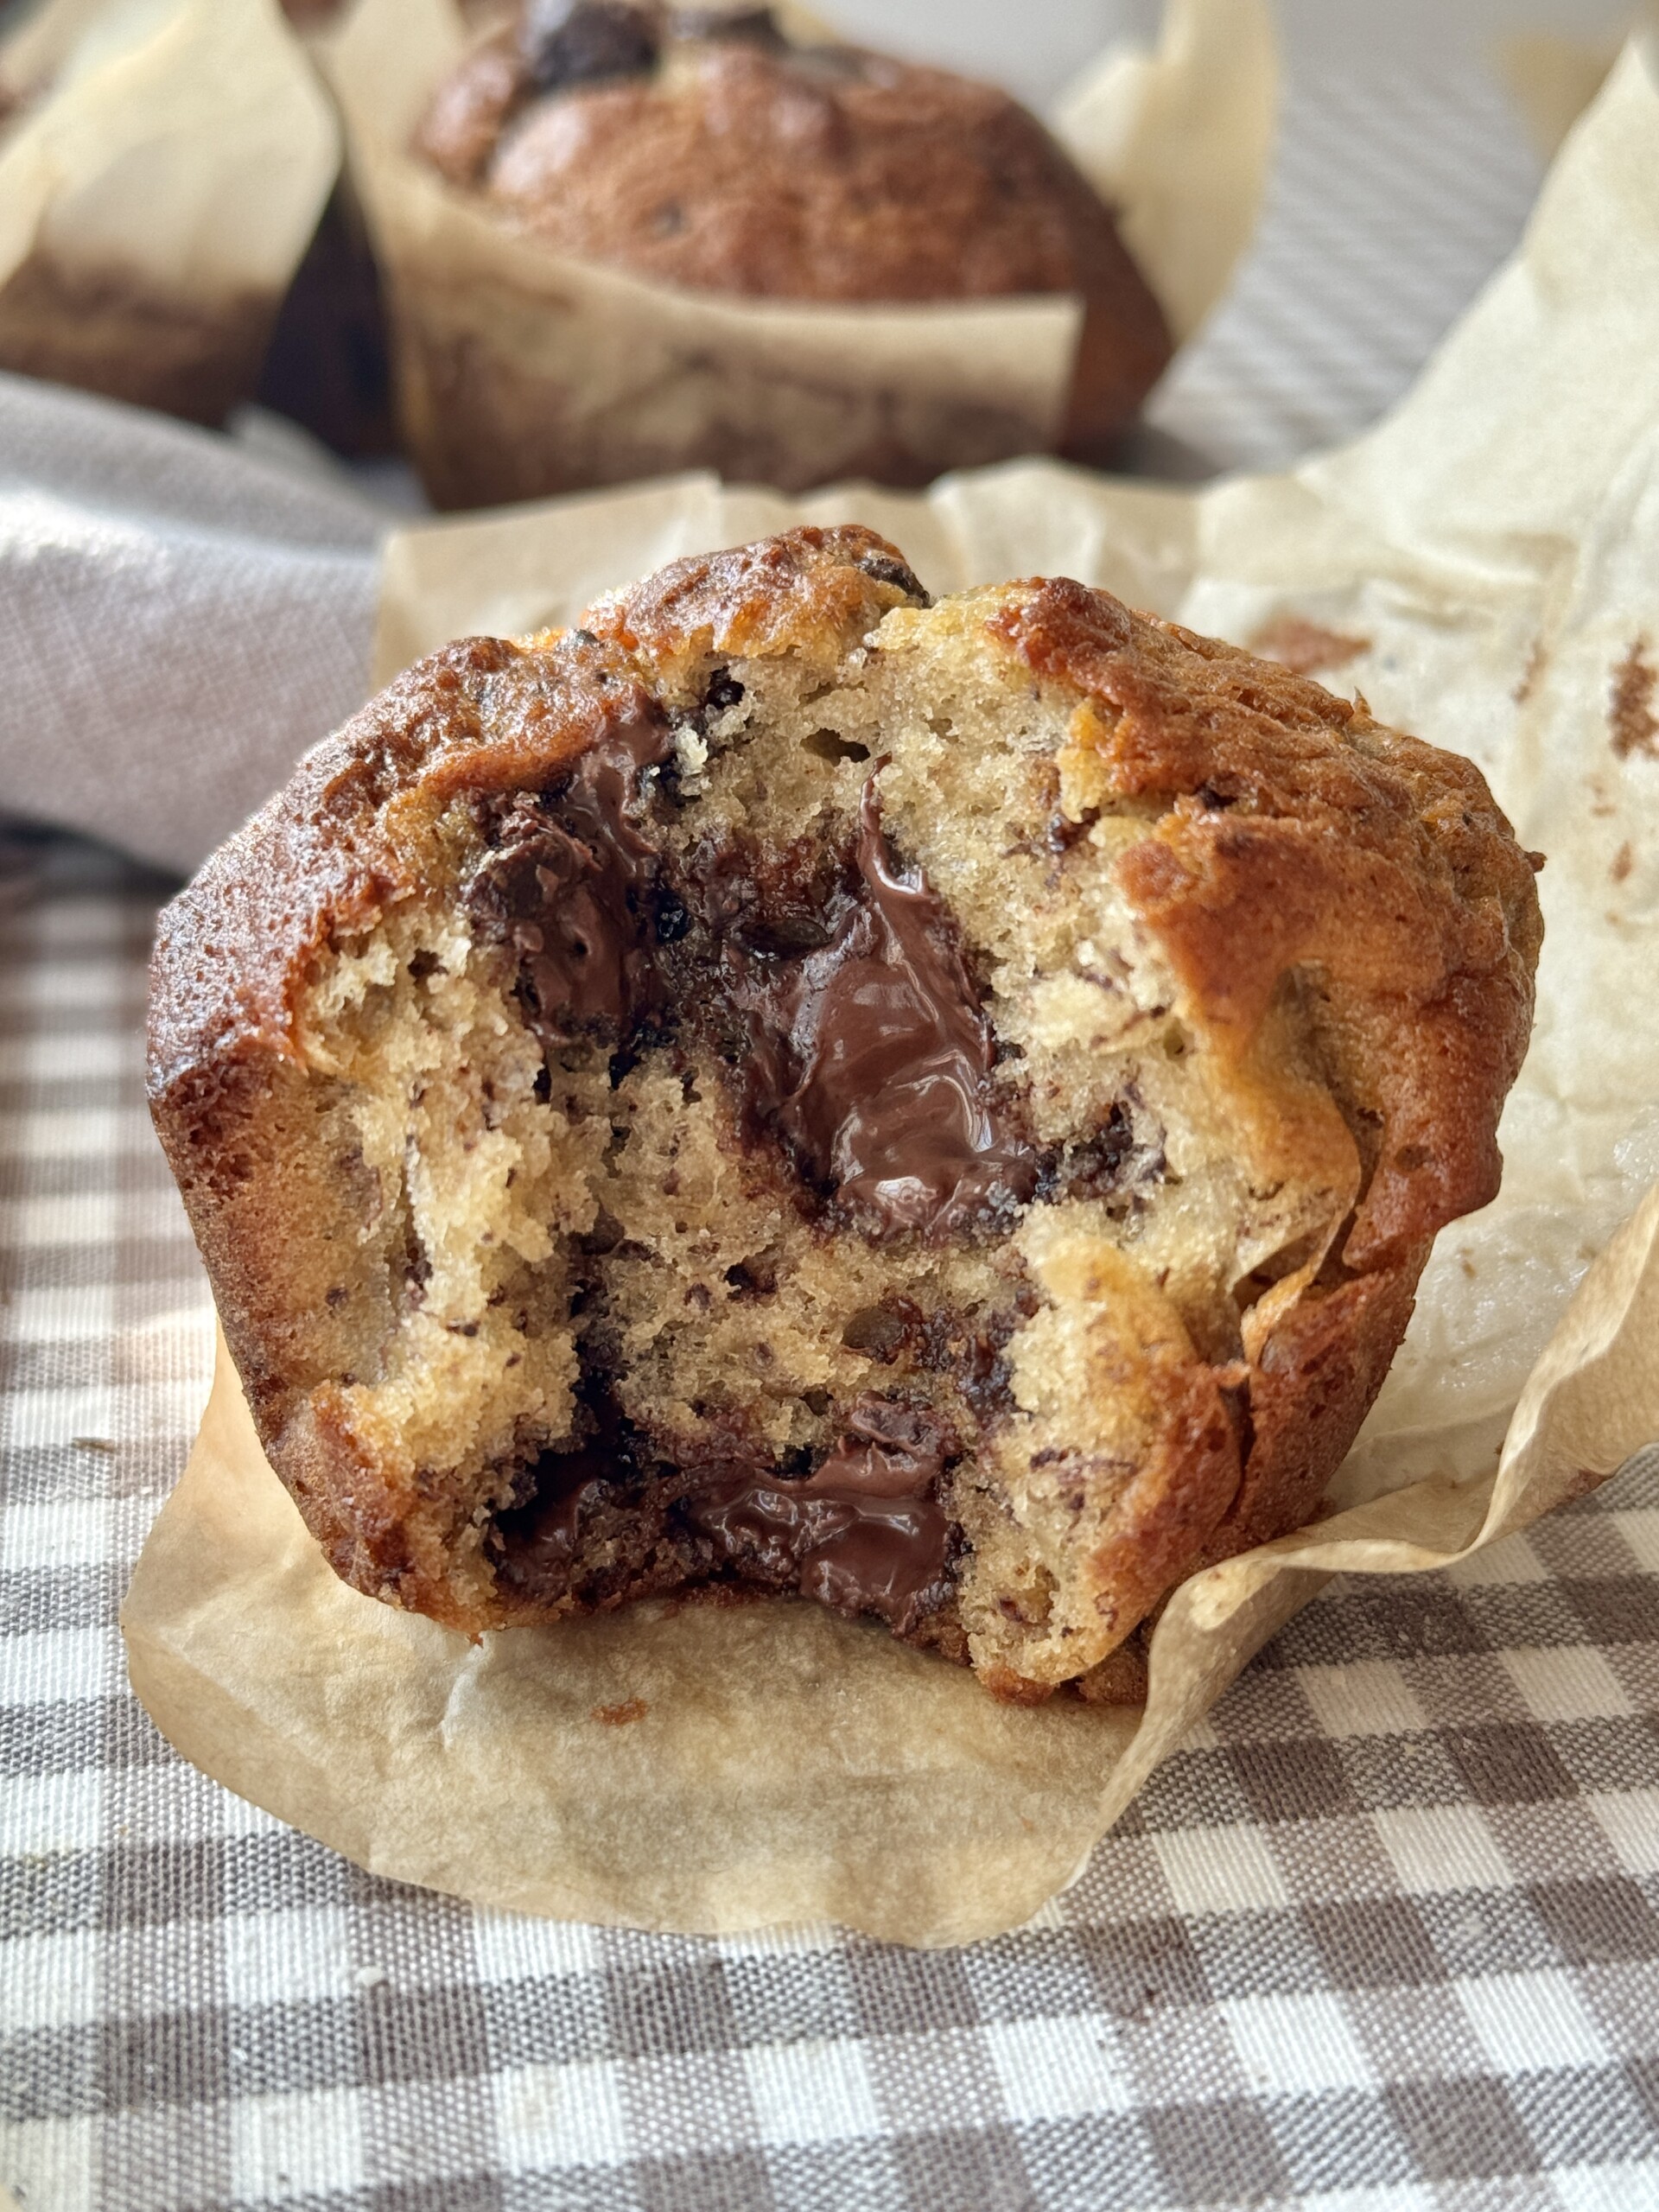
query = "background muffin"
(0, 0, 338, 427)
(321, 0, 1176, 505)
(414, 1, 1172, 467)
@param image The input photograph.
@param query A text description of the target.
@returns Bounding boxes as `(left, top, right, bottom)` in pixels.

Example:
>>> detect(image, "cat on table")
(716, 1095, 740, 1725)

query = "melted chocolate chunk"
(491, 1369, 692, 1611)
(728, 780, 1038, 1238)
(678, 1395, 958, 1632)
(522, 1, 661, 93)
(493, 1388, 958, 1634)
(467, 707, 675, 1051)
(494, 1446, 613, 1589)
(473, 732, 1037, 1240)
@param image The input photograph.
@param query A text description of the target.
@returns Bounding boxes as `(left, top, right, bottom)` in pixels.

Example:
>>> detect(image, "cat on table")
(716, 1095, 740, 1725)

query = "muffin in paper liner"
(118, 34, 1659, 1944)
(315, 0, 1274, 507)
(143, 505, 1548, 1726)
(0, 0, 339, 425)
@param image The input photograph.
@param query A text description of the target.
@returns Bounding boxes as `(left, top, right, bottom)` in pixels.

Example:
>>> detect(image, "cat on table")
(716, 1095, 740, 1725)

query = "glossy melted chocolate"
(499, 1394, 957, 1630)
(470, 717, 1034, 1239)
(468, 708, 674, 1048)
(728, 780, 1037, 1237)
(468, 712, 1037, 1629)
(680, 1395, 957, 1630)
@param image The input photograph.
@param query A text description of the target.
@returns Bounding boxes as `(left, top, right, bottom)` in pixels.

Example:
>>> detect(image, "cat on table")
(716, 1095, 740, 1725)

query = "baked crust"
(413, 11, 1172, 460)
(149, 527, 1541, 1691)
(987, 580, 1542, 1271)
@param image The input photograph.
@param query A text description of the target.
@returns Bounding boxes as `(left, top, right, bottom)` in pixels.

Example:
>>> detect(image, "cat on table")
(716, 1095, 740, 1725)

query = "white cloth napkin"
(0, 372, 383, 874)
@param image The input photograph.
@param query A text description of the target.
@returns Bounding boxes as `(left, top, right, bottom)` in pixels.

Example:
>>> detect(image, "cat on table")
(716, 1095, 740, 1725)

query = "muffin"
(148, 527, 1542, 1701)
(0, 50, 273, 423)
(379, 1, 1171, 504)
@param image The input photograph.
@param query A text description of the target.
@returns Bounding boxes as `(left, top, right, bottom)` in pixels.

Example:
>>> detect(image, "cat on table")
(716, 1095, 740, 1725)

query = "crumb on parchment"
(1611, 638, 1659, 760)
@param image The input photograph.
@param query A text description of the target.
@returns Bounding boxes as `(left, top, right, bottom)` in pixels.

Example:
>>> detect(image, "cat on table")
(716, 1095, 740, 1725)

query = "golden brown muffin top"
(413, 4, 1158, 311)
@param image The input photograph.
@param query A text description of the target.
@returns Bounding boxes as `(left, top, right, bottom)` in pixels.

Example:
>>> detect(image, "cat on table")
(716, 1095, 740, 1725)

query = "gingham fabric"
(8, 45, 1659, 2212)
(1150, 56, 1544, 473)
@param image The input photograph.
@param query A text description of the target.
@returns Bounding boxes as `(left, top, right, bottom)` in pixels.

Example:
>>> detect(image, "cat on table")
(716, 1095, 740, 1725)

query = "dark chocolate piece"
(679, 1395, 957, 1631)
(841, 1291, 1038, 1418)
(522, 1, 661, 93)
(854, 550, 931, 602)
(729, 780, 1038, 1237)
(467, 706, 674, 1048)
(475, 734, 1036, 1237)
(494, 1390, 958, 1635)
(1035, 1097, 1165, 1209)
(497, 1452, 613, 1586)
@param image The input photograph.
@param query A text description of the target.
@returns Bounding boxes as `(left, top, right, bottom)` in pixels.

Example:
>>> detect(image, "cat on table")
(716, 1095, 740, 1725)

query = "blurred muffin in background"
(391, 0, 1171, 502)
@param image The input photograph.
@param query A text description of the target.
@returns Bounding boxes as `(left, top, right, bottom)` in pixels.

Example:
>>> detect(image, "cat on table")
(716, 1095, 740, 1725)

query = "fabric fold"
(0, 372, 382, 872)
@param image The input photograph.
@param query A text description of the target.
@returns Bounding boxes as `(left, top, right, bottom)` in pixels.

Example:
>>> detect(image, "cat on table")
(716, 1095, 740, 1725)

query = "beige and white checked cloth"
(5, 39, 1659, 2212)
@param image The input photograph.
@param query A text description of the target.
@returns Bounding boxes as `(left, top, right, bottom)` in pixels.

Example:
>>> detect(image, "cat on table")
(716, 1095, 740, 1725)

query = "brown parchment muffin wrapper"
(315, 0, 1274, 507)
(124, 1201, 1659, 1948)
(0, 0, 339, 425)
(125, 41, 1659, 1945)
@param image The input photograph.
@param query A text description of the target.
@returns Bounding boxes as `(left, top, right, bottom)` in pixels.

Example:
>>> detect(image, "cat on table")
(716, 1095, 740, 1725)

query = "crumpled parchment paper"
(0, 0, 339, 423)
(315, 0, 1274, 504)
(126, 38, 1659, 1946)
(1497, 30, 1620, 159)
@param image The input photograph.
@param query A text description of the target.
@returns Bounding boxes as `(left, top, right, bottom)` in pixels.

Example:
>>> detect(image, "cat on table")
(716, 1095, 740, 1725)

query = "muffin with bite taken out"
(148, 528, 1543, 1702)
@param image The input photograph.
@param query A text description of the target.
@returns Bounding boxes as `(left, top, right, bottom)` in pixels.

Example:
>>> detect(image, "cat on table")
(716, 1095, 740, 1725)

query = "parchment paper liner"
(0, 0, 339, 423)
(126, 41, 1659, 1945)
(125, 1198, 1659, 1949)
(316, 0, 1274, 505)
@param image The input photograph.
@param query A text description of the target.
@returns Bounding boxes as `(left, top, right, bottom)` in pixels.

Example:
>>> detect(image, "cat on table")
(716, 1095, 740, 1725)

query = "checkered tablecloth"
(7, 41, 1659, 2212)
(1150, 54, 1545, 474)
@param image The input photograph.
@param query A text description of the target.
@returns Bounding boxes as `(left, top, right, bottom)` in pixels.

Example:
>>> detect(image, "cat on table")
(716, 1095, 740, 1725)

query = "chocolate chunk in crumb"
(678, 1394, 959, 1633)
(478, 751, 1038, 1239)
(466, 702, 674, 1048)
(727, 780, 1038, 1238)
(841, 1298, 921, 1363)
(1036, 1101, 1165, 1208)
(522, 1, 662, 93)
(855, 550, 931, 605)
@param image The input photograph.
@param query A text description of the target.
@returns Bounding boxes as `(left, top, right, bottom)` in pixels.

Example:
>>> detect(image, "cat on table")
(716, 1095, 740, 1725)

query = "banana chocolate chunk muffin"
(411, 0, 1172, 469)
(149, 529, 1541, 1700)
